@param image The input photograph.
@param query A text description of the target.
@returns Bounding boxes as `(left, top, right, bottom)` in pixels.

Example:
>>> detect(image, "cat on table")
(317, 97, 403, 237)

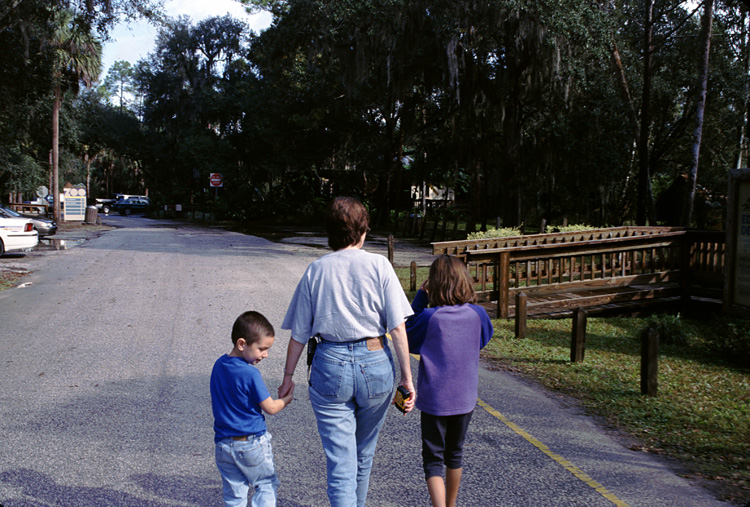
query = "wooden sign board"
(724, 169, 750, 316)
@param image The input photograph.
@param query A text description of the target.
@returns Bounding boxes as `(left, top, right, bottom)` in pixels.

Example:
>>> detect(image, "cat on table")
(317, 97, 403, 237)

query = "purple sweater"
(406, 290, 493, 416)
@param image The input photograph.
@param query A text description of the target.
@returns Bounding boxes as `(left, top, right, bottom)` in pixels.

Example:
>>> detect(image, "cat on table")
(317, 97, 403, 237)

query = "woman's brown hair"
(426, 255, 477, 306)
(325, 196, 369, 251)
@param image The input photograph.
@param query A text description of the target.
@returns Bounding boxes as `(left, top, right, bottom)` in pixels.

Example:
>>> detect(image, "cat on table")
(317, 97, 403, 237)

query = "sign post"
(209, 173, 223, 201)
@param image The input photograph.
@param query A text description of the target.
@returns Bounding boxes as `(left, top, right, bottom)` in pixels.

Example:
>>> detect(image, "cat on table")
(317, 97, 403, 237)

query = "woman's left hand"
(389, 323, 416, 413)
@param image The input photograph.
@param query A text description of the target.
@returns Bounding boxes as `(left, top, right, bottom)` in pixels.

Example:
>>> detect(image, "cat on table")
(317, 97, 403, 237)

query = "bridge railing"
(432, 226, 685, 256)
(440, 228, 725, 318)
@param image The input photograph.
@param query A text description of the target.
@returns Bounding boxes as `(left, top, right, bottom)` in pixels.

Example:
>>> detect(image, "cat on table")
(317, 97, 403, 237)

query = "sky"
(101, 0, 273, 77)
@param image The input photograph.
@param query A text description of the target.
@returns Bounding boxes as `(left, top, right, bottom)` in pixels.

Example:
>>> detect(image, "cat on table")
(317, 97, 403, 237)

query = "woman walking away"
(279, 196, 416, 507)
(406, 255, 493, 507)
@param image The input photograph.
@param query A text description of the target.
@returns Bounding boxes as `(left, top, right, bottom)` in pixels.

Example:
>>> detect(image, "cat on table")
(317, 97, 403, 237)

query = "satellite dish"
(36, 186, 49, 198)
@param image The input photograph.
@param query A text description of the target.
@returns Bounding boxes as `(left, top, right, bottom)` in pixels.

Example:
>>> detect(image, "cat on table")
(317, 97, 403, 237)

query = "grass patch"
(482, 317, 750, 504)
(0, 268, 27, 291)
(394, 265, 430, 300)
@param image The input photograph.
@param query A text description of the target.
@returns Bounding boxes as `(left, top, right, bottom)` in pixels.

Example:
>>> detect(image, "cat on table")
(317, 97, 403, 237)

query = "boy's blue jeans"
(309, 338, 395, 507)
(215, 431, 279, 507)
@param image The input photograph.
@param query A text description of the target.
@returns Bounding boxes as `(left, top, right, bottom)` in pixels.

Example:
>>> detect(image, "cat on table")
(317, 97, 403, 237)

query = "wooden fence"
(432, 227, 725, 318)
(432, 226, 685, 256)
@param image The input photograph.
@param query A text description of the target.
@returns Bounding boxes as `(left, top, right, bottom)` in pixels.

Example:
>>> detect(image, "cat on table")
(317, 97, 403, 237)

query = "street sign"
(209, 173, 223, 187)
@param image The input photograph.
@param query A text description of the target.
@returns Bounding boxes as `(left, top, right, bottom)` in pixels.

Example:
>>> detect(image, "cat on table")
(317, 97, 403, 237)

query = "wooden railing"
(683, 230, 725, 301)
(7, 202, 50, 215)
(437, 228, 725, 318)
(432, 226, 685, 256)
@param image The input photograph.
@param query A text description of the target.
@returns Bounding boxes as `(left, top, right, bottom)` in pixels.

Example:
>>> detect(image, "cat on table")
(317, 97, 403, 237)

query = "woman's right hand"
(278, 337, 306, 398)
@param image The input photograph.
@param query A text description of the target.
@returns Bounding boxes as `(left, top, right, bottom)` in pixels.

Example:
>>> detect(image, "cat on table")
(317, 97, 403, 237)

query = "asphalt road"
(0, 216, 732, 506)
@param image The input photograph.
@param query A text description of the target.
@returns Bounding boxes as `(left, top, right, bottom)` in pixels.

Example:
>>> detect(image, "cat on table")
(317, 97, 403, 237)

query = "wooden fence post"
(430, 213, 439, 243)
(641, 327, 659, 396)
(540, 218, 546, 234)
(496, 251, 511, 319)
(570, 307, 587, 362)
(515, 292, 527, 339)
(388, 234, 394, 265)
(410, 261, 417, 292)
(679, 234, 692, 313)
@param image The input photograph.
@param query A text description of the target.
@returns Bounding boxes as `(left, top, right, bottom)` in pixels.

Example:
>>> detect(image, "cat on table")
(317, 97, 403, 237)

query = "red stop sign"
(209, 173, 223, 187)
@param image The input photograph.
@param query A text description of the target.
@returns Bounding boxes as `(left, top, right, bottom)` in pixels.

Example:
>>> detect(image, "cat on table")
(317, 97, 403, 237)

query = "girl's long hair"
(427, 255, 477, 307)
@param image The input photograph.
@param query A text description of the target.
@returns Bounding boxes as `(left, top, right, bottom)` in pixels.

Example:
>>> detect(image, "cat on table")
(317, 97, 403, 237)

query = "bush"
(644, 313, 689, 346)
(545, 224, 596, 234)
(706, 317, 750, 368)
(466, 227, 521, 240)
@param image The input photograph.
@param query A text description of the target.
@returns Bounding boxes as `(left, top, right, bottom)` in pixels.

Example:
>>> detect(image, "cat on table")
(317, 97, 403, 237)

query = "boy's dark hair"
(231, 311, 274, 345)
(325, 196, 369, 251)
(427, 255, 477, 306)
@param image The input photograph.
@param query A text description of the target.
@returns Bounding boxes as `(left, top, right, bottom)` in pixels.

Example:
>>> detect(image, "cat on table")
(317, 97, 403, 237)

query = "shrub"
(706, 317, 750, 368)
(545, 224, 596, 234)
(643, 313, 689, 346)
(466, 227, 521, 240)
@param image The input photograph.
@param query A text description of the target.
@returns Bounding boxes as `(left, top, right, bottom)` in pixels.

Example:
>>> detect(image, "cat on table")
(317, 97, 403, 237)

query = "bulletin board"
(724, 169, 750, 316)
(63, 184, 87, 221)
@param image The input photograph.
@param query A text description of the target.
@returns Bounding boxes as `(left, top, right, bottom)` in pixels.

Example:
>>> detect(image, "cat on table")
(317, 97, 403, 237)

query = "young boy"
(211, 311, 295, 507)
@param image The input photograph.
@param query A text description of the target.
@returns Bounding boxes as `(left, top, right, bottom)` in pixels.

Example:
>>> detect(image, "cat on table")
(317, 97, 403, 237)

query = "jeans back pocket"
(310, 352, 346, 397)
(360, 354, 394, 399)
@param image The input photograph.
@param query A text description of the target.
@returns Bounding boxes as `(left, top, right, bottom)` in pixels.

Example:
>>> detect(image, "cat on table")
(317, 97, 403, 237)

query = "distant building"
(411, 184, 455, 211)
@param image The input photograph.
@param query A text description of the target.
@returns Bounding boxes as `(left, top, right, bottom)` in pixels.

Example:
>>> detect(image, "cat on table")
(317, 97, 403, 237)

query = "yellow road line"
(477, 398, 631, 507)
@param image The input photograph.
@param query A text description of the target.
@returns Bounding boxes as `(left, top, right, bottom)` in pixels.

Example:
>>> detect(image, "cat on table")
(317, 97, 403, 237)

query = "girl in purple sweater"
(406, 255, 494, 507)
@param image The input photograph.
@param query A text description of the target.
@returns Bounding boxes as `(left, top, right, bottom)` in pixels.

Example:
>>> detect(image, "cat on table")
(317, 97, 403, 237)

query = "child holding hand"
(211, 311, 295, 507)
(406, 255, 494, 507)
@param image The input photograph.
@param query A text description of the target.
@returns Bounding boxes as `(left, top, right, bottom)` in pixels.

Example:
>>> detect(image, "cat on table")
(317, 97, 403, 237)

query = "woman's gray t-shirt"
(282, 248, 414, 343)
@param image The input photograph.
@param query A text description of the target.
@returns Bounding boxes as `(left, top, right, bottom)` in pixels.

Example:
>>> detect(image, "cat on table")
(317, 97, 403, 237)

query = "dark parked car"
(0, 205, 57, 236)
(95, 198, 117, 214)
(112, 197, 151, 215)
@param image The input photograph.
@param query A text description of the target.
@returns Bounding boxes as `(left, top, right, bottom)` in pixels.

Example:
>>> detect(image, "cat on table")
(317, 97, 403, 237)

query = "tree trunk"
(611, 38, 641, 146)
(52, 87, 61, 223)
(637, 0, 655, 226)
(737, 10, 749, 170)
(682, 0, 714, 227)
(467, 160, 481, 235)
(84, 152, 92, 197)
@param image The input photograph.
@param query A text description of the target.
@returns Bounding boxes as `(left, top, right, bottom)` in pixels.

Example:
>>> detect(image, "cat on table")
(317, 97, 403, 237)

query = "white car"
(0, 215, 39, 256)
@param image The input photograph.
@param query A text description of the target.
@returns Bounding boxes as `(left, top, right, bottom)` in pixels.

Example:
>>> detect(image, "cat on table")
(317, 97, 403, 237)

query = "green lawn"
(482, 317, 749, 504)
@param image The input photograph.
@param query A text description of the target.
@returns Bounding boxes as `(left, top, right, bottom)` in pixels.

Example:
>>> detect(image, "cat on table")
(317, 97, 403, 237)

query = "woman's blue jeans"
(309, 339, 395, 507)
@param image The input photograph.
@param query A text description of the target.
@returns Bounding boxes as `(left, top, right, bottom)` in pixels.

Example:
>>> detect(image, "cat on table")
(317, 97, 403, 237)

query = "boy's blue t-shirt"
(210, 354, 271, 443)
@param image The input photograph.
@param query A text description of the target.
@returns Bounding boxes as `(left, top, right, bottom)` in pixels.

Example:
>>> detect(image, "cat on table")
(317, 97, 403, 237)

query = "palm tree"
(49, 8, 101, 223)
